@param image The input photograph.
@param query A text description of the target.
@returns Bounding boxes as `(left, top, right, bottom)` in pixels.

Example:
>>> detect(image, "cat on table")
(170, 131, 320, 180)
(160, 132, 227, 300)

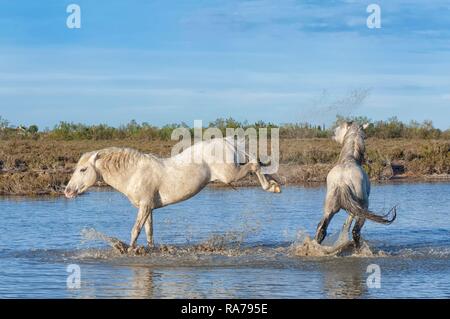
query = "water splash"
(395, 246, 450, 258)
(289, 230, 388, 257)
(290, 234, 354, 257)
(80, 227, 253, 257)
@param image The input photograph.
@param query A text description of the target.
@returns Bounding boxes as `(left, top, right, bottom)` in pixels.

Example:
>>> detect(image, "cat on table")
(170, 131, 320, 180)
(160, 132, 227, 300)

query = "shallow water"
(1, 182, 450, 298)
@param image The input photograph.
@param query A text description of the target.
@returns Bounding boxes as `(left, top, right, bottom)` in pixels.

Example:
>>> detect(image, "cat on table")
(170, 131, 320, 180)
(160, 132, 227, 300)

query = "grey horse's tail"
(338, 185, 397, 224)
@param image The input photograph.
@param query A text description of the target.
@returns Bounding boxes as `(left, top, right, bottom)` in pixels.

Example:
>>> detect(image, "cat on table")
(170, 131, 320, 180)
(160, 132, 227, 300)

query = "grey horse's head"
(333, 122, 369, 144)
(65, 151, 99, 198)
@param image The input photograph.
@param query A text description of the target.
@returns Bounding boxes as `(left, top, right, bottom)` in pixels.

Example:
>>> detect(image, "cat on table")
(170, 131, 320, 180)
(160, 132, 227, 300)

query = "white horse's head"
(65, 151, 99, 198)
(333, 122, 369, 144)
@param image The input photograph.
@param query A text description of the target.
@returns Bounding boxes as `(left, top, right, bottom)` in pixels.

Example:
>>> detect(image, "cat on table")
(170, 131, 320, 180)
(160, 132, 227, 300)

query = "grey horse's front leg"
(144, 210, 154, 249)
(129, 203, 151, 252)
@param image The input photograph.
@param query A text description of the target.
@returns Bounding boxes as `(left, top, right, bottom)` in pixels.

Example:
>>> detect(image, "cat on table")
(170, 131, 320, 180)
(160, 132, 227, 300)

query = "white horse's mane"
(96, 147, 158, 173)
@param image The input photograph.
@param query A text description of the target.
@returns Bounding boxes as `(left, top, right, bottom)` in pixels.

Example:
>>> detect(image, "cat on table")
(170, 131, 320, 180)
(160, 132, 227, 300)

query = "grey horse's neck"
(338, 128, 365, 165)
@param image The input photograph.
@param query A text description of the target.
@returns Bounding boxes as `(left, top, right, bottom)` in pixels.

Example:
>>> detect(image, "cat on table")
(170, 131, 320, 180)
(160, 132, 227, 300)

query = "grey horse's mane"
(338, 123, 366, 165)
(97, 147, 158, 173)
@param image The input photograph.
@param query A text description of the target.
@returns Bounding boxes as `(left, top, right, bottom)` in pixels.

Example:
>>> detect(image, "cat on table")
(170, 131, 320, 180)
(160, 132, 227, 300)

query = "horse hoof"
(268, 181, 281, 193)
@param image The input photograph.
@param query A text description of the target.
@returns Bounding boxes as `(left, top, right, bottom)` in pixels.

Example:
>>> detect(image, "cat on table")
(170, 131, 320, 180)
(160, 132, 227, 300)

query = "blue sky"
(0, 0, 449, 129)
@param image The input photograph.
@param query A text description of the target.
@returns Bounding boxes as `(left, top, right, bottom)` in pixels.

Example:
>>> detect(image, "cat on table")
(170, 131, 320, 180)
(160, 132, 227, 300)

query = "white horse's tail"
(337, 185, 397, 224)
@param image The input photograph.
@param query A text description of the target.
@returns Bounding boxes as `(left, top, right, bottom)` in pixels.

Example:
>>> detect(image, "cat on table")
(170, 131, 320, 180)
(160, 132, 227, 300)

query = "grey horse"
(315, 122, 396, 248)
(65, 138, 281, 252)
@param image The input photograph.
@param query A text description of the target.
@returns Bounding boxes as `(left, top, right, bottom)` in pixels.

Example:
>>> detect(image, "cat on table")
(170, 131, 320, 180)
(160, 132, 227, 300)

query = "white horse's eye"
(80, 167, 88, 173)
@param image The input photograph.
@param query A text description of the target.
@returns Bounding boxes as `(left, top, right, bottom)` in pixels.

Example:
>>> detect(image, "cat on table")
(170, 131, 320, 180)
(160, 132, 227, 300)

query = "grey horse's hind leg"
(315, 190, 340, 244)
(352, 217, 366, 248)
(315, 210, 338, 244)
(144, 210, 154, 249)
(129, 203, 151, 251)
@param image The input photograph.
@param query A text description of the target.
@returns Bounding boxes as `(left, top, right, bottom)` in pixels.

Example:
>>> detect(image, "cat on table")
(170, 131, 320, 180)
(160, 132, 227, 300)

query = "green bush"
(0, 115, 449, 141)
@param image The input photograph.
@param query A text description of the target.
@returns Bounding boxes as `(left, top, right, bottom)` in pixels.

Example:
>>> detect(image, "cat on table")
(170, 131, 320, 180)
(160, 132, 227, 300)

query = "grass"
(0, 138, 448, 195)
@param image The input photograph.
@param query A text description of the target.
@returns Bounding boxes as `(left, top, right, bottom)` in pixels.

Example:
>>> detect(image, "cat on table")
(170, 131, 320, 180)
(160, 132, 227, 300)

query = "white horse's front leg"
(129, 203, 151, 252)
(144, 211, 154, 249)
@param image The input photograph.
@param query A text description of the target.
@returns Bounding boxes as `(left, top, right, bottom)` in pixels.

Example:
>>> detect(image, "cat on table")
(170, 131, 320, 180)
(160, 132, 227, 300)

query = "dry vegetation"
(0, 137, 448, 195)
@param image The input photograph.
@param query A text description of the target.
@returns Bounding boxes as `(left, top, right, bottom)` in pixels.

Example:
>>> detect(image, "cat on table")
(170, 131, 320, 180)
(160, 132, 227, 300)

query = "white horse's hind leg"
(231, 162, 281, 193)
(144, 211, 154, 248)
(254, 170, 281, 193)
(129, 203, 151, 251)
(232, 162, 257, 181)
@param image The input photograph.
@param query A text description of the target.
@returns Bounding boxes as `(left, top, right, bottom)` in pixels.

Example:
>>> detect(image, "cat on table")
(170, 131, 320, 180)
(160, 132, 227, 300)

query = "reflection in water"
(321, 260, 367, 299)
(129, 267, 155, 299)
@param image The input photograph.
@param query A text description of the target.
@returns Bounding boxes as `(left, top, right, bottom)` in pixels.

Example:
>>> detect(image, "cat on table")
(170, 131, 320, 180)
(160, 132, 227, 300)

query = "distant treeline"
(0, 115, 449, 140)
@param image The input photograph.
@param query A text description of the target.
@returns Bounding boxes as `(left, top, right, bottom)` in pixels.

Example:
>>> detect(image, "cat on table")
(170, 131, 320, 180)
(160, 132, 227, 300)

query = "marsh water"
(0, 182, 449, 298)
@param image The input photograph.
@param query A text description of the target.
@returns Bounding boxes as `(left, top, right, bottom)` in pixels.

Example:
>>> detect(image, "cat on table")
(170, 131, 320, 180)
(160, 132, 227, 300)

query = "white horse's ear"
(88, 152, 99, 165)
(362, 123, 370, 130)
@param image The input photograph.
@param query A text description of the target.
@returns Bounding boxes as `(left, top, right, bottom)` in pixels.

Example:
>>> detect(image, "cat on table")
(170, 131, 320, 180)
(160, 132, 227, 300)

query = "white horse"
(314, 122, 396, 248)
(65, 137, 281, 252)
